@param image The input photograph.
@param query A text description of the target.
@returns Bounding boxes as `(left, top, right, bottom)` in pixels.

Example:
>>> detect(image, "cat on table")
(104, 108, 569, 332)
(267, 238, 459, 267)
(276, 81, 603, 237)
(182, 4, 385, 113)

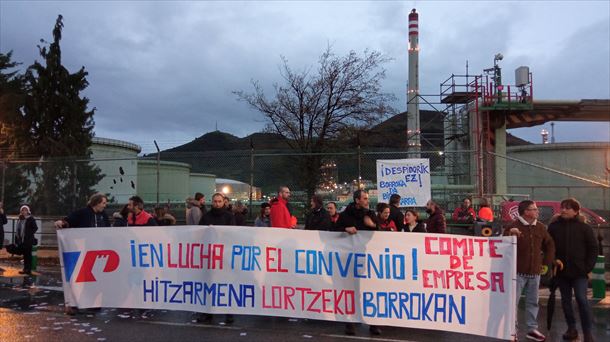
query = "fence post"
(31, 245, 38, 272)
(592, 255, 606, 299)
(249, 140, 254, 219)
(1, 161, 5, 203)
(72, 162, 78, 212)
(154, 140, 160, 206)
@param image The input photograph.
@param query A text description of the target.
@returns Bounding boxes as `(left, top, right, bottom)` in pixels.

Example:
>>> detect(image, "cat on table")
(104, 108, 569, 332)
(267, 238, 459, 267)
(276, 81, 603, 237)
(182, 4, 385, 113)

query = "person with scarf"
(326, 202, 340, 230)
(376, 202, 397, 232)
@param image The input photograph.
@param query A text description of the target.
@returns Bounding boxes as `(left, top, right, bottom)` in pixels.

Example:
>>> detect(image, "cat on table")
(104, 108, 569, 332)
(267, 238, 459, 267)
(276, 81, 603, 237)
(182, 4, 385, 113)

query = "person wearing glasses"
(504, 200, 555, 342)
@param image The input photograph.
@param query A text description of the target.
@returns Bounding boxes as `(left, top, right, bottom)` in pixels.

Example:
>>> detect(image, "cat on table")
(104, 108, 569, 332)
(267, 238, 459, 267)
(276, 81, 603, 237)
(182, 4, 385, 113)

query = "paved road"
(1, 260, 609, 342)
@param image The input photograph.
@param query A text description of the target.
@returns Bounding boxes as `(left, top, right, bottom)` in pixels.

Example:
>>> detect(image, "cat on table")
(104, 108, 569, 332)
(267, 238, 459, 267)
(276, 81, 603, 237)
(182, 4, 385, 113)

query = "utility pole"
(154, 140, 160, 206)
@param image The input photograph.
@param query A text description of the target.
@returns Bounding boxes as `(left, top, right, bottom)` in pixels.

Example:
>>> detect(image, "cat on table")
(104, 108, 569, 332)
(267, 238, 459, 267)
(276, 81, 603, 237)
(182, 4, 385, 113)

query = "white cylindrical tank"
(515, 66, 530, 87)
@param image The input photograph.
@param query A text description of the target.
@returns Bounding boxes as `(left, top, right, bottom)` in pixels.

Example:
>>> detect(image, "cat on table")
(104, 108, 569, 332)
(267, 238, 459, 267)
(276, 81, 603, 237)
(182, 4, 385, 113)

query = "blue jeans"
(557, 276, 592, 333)
(516, 274, 540, 331)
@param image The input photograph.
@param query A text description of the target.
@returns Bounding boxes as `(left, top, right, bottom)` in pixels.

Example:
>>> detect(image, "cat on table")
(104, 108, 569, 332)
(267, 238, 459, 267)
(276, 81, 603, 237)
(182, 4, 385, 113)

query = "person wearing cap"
(5, 205, 38, 275)
(254, 202, 271, 227)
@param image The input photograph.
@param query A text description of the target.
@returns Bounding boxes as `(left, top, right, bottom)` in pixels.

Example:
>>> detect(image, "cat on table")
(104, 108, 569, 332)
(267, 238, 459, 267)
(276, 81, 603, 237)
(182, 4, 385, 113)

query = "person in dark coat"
(200, 193, 236, 226)
(404, 209, 426, 233)
(548, 198, 598, 342)
(326, 202, 340, 230)
(388, 194, 406, 232)
(304, 195, 331, 231)
(197, 192, 236, 325)
(54, 193, 111, 229)
(153, 207, 176, 226)
(233, 201, 248, 226)
(54, 193, 111, 315)
(6, 205, 38, 274)
(112, 204, 130, 227)
(425, 200, 446, 234)
(334, 190, 381, 336)
(0, 201, 7, 249)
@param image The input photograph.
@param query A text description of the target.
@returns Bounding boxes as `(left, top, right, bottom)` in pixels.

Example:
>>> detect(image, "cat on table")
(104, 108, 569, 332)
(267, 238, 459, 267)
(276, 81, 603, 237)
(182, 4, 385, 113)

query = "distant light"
(222, 186, 230, 194)
(438, 151, 444, 156)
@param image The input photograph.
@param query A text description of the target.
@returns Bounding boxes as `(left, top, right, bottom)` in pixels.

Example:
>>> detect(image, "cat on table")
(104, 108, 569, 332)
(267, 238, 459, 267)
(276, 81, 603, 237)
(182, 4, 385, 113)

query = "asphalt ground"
(1, 259, 610, 342)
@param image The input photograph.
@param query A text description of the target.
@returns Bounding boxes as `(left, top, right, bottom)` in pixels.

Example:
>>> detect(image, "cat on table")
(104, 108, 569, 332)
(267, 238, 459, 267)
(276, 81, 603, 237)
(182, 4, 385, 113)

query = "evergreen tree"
(0, 51, 30, 212)
(15, 15, 102, 215)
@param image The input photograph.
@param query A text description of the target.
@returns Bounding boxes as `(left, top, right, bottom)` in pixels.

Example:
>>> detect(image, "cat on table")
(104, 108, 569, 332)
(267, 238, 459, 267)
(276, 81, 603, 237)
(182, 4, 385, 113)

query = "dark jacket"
(200, 207, 236, 226)
(503, 218, 555, 275)
(405, 222, 427, 233)
(426, 209, 446, 234)
(334, 203, 377, 232)
(389, 205, 406, 232)
(16, 216, 38, 246)
(329, 213, 340, 231)
(234, 209, 248, 226)
(155, 214, 176, 226)
(112, 212, 128, 227)
(0, 212, 7, 248)
(65, 206, 110, 228)
(305, 207, 332, 231)
(548, 216, 598, 278)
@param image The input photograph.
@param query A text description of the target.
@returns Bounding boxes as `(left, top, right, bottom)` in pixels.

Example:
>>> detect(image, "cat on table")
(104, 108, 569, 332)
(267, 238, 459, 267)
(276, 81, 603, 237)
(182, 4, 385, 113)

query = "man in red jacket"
(270, 186, 296, 228)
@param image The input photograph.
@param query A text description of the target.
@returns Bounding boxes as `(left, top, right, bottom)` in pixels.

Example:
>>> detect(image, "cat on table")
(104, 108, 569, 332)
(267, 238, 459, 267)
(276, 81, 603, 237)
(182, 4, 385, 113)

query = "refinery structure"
(404, 8, 609, 207)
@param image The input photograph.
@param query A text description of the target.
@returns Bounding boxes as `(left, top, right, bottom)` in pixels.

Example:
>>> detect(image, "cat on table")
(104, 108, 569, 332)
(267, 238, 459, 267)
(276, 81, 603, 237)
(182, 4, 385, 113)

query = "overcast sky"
(1, 1, 609, 153)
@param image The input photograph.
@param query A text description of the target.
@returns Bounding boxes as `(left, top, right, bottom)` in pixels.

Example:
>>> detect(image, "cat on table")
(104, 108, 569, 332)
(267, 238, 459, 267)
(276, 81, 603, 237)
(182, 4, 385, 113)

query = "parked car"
(500, 200, 608, 228)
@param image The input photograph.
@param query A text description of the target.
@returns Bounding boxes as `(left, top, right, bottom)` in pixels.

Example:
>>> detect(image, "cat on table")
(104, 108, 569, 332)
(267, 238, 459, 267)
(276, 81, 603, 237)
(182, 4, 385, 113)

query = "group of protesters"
(0, 188, 600, 340)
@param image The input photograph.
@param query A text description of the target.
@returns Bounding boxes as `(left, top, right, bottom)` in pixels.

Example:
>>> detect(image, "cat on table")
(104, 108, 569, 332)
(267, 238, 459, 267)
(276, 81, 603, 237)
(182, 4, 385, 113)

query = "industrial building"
(90, 137, 216, 205)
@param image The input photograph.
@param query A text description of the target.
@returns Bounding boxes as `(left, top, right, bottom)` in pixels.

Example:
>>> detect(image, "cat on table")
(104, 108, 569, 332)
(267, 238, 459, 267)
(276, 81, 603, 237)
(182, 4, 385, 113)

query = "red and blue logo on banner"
(62, 250, 120, 283)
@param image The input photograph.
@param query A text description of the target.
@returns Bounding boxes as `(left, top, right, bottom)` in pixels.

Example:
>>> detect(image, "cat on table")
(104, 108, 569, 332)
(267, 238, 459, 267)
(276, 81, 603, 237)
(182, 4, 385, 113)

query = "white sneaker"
(526, 329, 546, 341)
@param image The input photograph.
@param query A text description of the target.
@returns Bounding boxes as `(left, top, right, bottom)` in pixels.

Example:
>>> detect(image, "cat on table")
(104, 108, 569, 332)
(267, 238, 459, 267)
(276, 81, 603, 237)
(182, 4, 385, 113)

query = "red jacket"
(452, 206, 476, 222)
(270, 197, 294, 228)
(128, 210, 157, 226)
(378, 219, 397, 232)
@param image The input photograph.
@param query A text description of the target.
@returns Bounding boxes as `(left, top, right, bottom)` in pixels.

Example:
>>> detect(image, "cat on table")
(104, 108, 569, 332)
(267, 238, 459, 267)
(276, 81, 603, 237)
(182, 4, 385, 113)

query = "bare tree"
(235, 47, 396, 195)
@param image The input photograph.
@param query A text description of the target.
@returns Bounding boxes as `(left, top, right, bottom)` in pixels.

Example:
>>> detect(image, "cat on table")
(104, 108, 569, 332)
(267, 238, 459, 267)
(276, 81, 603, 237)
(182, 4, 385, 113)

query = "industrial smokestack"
(407, 8, 421, 152)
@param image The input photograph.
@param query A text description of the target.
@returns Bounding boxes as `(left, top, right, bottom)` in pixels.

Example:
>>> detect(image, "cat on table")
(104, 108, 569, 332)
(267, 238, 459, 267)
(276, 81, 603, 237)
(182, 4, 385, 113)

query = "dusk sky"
(1, 1, 608, 153)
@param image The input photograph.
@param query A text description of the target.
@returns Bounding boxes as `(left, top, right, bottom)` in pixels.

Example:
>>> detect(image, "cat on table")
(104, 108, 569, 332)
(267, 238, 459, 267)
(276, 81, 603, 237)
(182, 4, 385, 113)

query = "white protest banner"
(377, 158, 431, 207)
(58, 226, 516, 340)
